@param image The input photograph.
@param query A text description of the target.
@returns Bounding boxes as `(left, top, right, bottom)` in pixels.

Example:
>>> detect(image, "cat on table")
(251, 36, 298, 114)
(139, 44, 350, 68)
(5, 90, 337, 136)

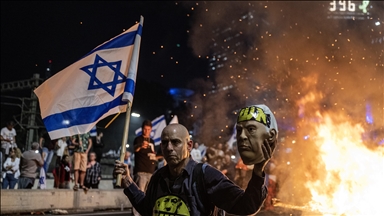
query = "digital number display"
(327, 0, 371, 20)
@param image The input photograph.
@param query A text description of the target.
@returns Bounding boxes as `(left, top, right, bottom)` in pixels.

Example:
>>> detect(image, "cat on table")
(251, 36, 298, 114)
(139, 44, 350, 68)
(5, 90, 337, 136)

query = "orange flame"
(275, 74, 384, 215)
(304, 112, 384, 215)
(274, 74, 383, 215)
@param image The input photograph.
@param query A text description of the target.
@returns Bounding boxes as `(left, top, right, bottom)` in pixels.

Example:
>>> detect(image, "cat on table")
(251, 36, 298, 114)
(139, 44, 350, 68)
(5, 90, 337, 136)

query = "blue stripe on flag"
(152, 115, 165, 126)
(43, 95, 127, 132)
(82, 25, 143, 59)
(153, 137, 161, 144)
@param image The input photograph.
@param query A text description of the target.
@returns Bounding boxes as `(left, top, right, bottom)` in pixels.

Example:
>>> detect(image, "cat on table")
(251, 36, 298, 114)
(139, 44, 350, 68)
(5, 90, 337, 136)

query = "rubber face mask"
(236, 104, 278, 165)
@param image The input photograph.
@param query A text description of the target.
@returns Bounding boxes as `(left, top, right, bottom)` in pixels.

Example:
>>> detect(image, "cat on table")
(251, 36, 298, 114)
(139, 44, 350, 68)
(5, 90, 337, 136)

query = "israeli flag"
(34, 17, 143, 140)
(90, 126, 97, 137)
(226, 124, 237, 149)
(135, 115, 167, 146)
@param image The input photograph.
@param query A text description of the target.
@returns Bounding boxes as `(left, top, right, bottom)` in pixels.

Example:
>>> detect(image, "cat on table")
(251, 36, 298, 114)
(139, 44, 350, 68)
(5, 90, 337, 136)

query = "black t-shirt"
(133, 135, 157, 174)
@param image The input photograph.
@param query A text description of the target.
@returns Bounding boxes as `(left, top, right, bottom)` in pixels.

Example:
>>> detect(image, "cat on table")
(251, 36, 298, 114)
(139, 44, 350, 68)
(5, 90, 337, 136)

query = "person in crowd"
(93, 131, 104, 163)
(53, 154, 71, 189)
(2, 147, 20, 189)
(216, 143, 225, 160)
(39, 129, 56, 174)
(65, 136, 76, 183)
(221, 154, 236, 182)
(84, 152, 101, 189)
(206, 143, 217, 164)
(215, 157, 224, 170)
(15, 148, 22, 158)
(132, 120, 158, 216)
(1, 121, 17, 164)
(114, 123, 273, 215)
(18, 142, 44, 189)
(55, 137, 68, 163)
(72, 133, 92, 191)
(190, 142, 202, 162)
(224, 143, 233, 156)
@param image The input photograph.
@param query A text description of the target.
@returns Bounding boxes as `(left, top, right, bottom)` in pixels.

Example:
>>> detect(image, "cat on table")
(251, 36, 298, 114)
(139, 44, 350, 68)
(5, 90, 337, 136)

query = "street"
(2, 207, 314, 216)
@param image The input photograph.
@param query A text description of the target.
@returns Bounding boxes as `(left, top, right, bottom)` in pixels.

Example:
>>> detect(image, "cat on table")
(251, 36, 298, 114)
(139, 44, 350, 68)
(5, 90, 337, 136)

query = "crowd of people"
(0, 119, 278, 211)
(0, 121, 103, 191)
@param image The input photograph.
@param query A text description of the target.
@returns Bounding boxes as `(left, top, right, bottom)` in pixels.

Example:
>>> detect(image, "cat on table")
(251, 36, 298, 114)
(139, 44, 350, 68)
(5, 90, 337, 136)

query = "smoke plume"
(185, 1, 384, 206)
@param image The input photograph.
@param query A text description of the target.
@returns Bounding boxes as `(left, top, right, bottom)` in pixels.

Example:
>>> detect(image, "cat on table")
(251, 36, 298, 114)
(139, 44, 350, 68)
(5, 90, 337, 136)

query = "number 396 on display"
(329, 0, 356, 12)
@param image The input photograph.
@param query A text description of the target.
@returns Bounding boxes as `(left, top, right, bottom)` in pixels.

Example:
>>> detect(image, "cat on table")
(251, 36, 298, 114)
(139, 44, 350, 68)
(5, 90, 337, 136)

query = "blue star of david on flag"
(80, 54, 127, 97)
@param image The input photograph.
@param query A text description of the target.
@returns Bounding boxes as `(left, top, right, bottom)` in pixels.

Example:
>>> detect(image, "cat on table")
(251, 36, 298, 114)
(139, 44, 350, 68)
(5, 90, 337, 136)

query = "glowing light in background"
(131, 113, 140, 117)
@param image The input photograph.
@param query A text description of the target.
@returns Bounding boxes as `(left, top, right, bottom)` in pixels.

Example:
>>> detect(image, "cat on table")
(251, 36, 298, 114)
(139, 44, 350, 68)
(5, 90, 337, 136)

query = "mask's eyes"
(247, 126, 257, 133)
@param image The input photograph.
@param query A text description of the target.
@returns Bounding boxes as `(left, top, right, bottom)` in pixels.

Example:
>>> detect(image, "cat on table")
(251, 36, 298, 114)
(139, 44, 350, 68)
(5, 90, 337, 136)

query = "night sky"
(1, 1, 208, 88)
(1, 1, 210, 149)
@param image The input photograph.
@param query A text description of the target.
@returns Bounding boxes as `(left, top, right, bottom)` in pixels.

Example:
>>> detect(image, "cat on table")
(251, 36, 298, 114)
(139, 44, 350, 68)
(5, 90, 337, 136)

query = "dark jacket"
(124, 158, 267, 215)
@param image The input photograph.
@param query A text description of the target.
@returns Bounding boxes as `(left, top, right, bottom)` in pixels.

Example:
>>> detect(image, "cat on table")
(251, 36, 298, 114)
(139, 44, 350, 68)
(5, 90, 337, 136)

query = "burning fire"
(282, 74, 384, 216)
(304, 111, 384, 215)
(275, 75, 384, 215)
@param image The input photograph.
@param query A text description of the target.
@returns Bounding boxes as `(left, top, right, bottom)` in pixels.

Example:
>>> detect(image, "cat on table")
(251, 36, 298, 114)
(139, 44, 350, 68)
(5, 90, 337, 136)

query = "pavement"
(1, 207, 308, 216)
(1, 210, 132, 216)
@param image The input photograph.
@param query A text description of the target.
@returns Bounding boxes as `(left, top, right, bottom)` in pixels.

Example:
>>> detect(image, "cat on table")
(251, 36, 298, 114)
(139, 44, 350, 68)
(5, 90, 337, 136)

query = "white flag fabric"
(226, 124, 237, 150)
(34, 19, 143, 140)
(38, 168, 46, 189)
(90, 126, 97, 137)
(135, 115, 167, 146)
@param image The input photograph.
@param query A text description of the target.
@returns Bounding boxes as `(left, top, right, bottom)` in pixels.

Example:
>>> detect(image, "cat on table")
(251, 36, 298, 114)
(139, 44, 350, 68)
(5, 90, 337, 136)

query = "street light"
(131, 112, 140, 117)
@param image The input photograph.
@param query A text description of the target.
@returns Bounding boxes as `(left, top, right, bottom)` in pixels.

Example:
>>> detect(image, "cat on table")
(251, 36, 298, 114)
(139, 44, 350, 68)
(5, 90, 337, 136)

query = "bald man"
(115, 124, 269, 215)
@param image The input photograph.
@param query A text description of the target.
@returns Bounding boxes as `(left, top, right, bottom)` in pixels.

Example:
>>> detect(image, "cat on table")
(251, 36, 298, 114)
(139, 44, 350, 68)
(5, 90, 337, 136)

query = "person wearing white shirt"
(2, 148, 20, 189)
(0, 121, 17, 163)
(55, 137, 68, 162)
(190, 142, 202, 163)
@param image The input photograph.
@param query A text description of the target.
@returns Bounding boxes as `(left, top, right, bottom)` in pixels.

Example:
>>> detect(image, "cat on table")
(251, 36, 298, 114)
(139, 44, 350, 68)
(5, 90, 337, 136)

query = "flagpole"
(105, 111, 121, 129)
(116, 15, 144, 187)
(116, 101, 132, 187)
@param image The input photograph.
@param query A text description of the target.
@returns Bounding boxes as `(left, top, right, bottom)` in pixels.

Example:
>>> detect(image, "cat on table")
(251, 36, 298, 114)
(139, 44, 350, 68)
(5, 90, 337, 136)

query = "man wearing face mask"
(114, 106, 278, 215)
